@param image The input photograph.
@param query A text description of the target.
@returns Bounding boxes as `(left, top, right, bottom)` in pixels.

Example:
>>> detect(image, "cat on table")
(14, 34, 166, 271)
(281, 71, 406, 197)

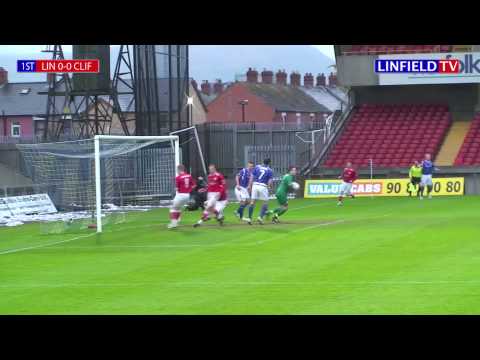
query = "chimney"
(261, 69, 273, 84)
(0, 67, 8, 87)
(290, 71, 301, 87)
(191, 79, 198, 91)
(213, 79, 224, 94)
(316, 73, 326, 87)
(275, 70, 287, 85)
(246, 67, 258, 83)
(328, 72, 338, 87)
(201, 80, 211, 96)
(332, 73, 338, 86)
(303, 73, 314, 88)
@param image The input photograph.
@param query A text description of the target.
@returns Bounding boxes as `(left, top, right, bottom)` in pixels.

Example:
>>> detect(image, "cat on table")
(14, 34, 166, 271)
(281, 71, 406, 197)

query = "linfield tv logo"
(375, 54, 480, 74)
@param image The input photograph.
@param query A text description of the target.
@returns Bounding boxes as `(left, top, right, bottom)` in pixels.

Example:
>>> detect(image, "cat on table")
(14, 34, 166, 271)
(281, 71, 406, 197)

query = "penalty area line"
(0, 233, 96, 256)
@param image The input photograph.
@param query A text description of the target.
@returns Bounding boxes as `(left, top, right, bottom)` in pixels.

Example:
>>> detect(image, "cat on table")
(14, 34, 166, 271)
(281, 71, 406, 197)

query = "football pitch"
(1, 196, 479, 314)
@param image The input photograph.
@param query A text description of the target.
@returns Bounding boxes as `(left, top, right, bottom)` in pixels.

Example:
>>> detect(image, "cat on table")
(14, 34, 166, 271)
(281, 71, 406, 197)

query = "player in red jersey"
(213, 186, 228, 226)
(194, 164, 226, 227)
(167, 164, 196, 229)
(337, 161, 357, 206)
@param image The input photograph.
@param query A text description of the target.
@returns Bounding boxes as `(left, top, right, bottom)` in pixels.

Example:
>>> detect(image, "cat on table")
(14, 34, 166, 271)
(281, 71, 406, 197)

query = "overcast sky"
(0, 45, 335, 59)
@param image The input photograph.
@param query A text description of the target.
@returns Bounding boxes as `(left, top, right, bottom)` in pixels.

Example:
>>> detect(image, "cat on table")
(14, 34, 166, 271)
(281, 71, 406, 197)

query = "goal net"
(17, 135, 179, 233)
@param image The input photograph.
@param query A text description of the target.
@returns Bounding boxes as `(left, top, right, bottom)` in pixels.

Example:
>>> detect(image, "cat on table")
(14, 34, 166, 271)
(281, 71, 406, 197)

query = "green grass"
(1, 196, 479, 314)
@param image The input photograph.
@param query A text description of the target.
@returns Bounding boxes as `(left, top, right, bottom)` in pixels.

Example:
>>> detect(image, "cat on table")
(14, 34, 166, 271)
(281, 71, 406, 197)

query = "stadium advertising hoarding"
(0, 194, 57, 216)
(304, 178, 464, 198)
(377, 52, 480, 85)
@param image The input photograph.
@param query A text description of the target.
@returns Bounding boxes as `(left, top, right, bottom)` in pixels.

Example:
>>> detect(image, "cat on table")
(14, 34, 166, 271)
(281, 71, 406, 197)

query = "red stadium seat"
(455, 114, 480, 165)
(324, 103, 452, 168)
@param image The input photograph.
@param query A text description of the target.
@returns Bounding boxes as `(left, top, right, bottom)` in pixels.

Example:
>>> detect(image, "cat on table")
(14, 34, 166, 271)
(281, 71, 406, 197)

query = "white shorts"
(421, 174, 433, 186)
(251, 183, 269, 201)
(205, 192, 220, 208)
(235, 186, 250, 202)
(339, 181, 353, 196)
(214, 200, 228, 214)
(171, 193, 190, 211)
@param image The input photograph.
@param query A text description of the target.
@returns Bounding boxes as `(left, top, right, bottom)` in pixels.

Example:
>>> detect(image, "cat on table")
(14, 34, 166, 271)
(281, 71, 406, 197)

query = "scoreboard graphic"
(17, 59, 100, 73)
(304, 178, 465, 198)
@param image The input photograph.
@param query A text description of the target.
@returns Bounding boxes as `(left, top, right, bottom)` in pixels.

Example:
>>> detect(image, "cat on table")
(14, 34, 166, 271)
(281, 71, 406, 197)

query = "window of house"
(11, 124, 21, 137)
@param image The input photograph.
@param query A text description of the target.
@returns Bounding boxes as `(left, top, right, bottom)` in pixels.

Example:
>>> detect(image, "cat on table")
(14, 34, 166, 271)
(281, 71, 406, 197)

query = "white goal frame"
(169, 126, 207, 177)
(94, 135, 180, 233)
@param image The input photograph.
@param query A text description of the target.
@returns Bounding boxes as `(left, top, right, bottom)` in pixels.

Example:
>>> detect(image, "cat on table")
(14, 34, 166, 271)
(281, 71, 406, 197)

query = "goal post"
(18, 135, 180, 234)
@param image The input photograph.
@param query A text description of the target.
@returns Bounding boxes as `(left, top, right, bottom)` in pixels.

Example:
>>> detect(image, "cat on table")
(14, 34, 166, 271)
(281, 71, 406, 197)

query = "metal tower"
(40, 45, 135, 140)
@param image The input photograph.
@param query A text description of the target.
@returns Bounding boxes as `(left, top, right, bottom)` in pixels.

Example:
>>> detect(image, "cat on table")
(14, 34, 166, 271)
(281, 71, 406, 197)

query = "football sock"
(248, 204, 255, 218)
(427, 185, 433, 194)
(238, 204, 246, 218)
(201, 211, 209, 221)
(274, 207, 287, 216)
(170, 210, 180, 221)
(260, 204, 268, 218)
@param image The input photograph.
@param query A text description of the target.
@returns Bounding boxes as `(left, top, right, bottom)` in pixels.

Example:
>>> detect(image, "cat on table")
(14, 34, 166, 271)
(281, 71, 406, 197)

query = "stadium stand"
(324, 104, 451, 168)
(454, 113, 480, 166)
(344, 45, 452, 55)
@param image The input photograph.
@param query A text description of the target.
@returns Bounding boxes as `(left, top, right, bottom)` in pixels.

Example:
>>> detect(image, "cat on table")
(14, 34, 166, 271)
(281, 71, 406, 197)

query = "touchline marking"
(0, 233, 96, 255)
(2, 280, 480, 289)
(46, 244, 229, 249)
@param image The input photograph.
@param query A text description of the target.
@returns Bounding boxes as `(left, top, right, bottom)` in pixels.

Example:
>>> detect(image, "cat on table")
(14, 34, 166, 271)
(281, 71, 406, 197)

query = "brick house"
(205, 68, 340, 124)
(0, 67, 48, 142)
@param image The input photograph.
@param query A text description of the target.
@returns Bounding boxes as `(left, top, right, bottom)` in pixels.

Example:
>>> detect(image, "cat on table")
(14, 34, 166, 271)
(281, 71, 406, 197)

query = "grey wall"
(0, 162, 32, 189)
(336, 55, 379, 86)
(0, 145, 24, 172)
(0, 145, 32, 192)
(352, 84, 479, 112)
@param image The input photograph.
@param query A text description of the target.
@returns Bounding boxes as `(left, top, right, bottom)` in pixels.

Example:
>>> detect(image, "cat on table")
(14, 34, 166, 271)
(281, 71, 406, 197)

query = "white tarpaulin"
(0, 198, 11, 218)
(378, 52, 480, 85)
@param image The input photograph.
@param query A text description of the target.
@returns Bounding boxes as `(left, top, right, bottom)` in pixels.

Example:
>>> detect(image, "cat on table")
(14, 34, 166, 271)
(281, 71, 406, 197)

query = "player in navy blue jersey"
(234, 161, 254, 221)
(418, 153, 440, 200)
(247, 158, 274, 225)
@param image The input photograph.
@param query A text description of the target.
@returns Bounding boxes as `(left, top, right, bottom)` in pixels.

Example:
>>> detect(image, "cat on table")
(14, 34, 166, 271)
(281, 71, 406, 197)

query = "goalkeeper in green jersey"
(267, 166, 298, 223)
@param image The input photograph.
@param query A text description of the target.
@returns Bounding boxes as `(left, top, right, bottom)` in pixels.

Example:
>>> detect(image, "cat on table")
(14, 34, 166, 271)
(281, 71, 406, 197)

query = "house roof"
(197, 81, 235, 106)
(0, 82, 51, 116)
(244, 82, 331, 113)
(199, 92, 218, 106)
(0, 79, 136, 116)
(300, 86, 348, 112)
